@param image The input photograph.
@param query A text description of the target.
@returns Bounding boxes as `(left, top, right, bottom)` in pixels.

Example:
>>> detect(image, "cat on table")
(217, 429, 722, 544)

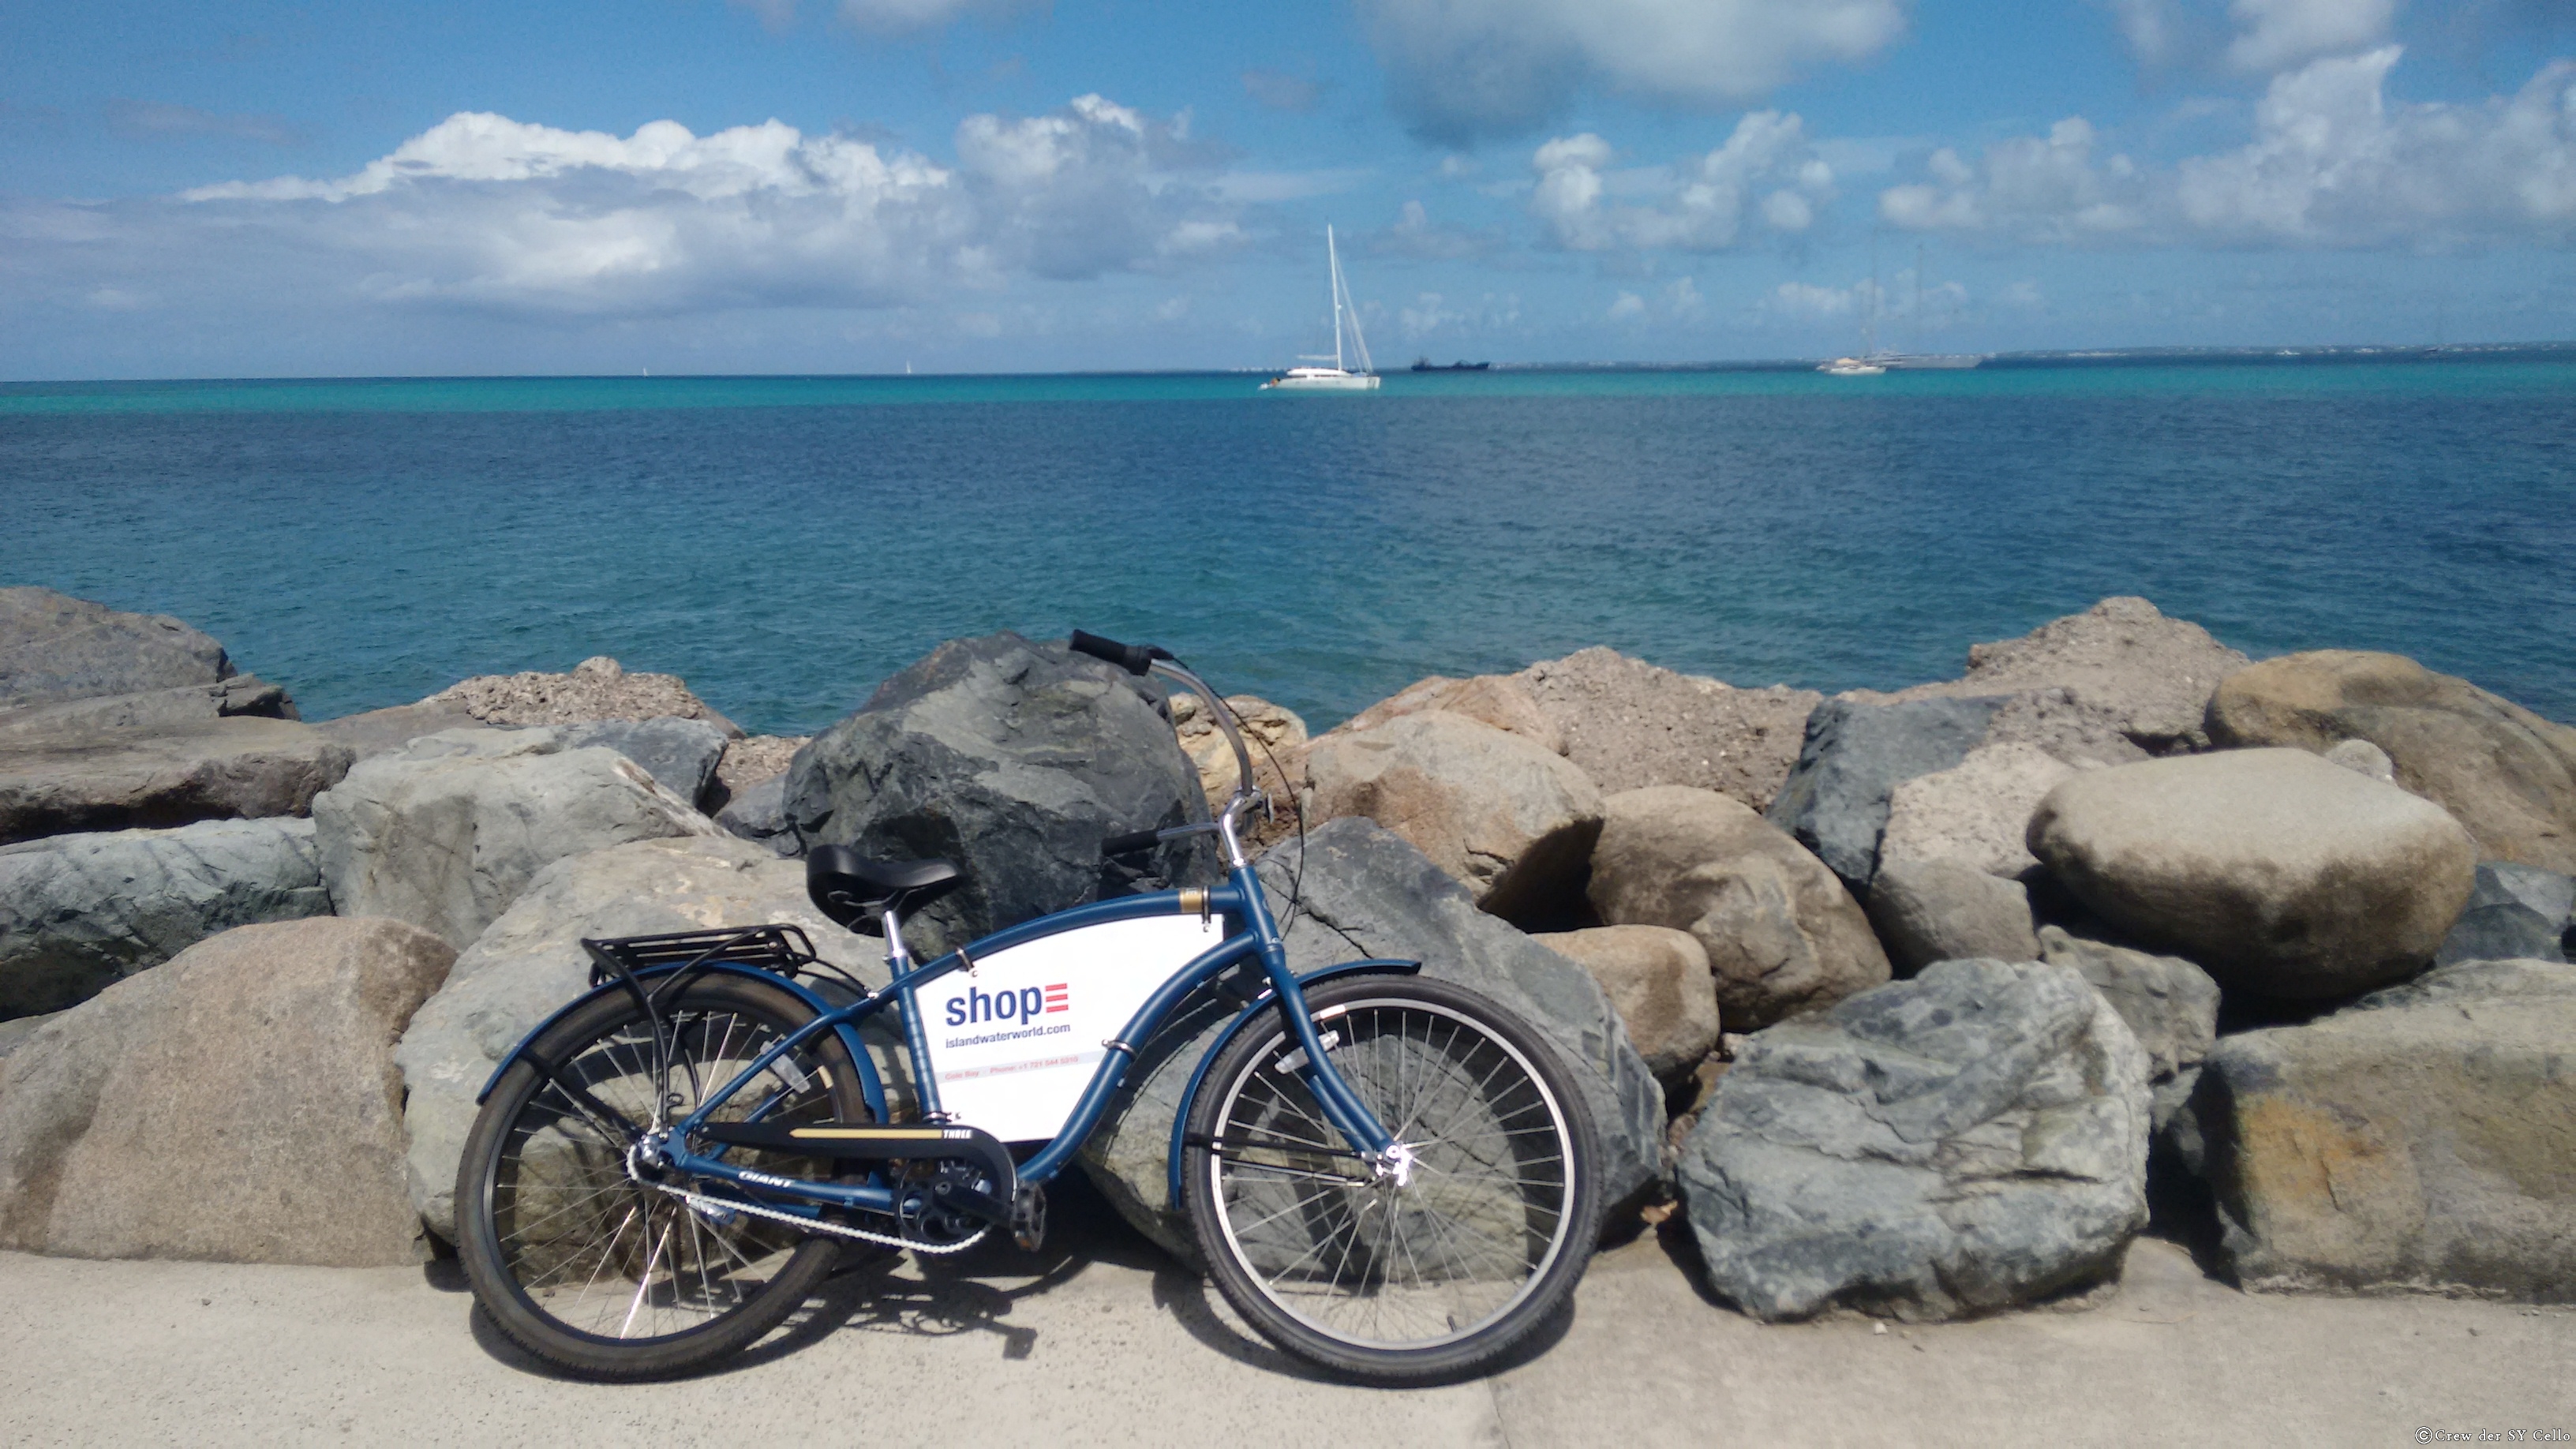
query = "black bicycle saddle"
(805, 844, 961, 929)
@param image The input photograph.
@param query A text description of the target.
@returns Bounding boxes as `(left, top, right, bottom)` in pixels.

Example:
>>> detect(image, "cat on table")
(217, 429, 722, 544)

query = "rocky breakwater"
(0, 588, 354, 845)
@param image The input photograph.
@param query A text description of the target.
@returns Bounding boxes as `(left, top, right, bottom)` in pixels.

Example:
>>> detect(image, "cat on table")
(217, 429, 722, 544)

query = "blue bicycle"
(455, 633, 1603, 1383)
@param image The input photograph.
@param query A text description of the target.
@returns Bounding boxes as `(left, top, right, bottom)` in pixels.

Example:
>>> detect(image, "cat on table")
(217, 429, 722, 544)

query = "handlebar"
(1068, 629, 1172, 677)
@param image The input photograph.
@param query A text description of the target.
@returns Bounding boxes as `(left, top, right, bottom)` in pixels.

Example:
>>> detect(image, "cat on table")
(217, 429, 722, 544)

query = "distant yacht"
(1818, 357, 1887, 376)
(1262, 226, 1380, 393)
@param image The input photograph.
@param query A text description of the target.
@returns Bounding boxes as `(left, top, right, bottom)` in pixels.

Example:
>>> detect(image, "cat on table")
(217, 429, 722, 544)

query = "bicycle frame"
(628, 660, 1402, 1230)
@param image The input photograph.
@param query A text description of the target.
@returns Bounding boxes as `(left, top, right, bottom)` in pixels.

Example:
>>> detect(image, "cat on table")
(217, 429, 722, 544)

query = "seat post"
(880, 904, 912, 969)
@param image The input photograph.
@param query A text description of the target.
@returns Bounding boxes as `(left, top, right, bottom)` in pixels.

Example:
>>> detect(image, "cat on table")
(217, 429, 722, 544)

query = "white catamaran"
(1262, 225, 1379, 392)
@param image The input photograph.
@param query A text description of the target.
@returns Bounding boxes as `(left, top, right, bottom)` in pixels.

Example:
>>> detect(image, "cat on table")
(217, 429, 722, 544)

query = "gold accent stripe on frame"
(1178, 888, 1208, 914)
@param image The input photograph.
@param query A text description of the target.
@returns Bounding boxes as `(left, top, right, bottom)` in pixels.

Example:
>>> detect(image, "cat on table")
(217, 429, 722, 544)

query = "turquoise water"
(3, 363, 2571, 734)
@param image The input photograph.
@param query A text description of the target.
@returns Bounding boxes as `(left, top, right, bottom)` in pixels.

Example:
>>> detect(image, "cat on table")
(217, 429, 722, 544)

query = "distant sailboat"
(1262, 226, 1380, 393)
(1821, 236, 1889, 376)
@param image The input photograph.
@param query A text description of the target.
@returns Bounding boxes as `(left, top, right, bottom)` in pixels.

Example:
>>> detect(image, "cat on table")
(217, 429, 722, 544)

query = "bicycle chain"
(654, 1183, 990, 1256)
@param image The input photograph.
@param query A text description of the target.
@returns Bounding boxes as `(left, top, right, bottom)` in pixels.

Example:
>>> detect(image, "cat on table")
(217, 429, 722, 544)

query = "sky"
(4, 0, 2575, 376)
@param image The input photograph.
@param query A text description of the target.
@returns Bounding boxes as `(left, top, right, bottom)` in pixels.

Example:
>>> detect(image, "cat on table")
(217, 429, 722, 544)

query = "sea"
(3, 360, 2571, 736)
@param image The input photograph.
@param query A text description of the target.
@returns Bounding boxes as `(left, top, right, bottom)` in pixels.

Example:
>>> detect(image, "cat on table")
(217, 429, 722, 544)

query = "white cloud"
(142, 98, 1239, 315)
(1398, 289, 1522, 338)
(1530, 112, 1835, 252)
(1879, 48, 2576, 249)
(2225, 0, 2396, 73)
(1607, 290, 1646, 320)
(1372, 199, 1504, 259)
(728, 0, 1035, 33)
(1878, 118, 2145, 239)
(1358, 0, 1910, 143)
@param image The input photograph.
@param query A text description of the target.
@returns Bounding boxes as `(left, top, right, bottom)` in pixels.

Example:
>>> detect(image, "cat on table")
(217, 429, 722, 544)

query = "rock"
(2037, 926, 2218, 1133)
(1764, 695, 2006, 892)
(0, 717, 356, 846)
(1864, 859, 2040, 975)
(1077, 818, 1666, 1258)
(714, 773, 799, 856)
(0, 677, 296, 748)
(2434, 861, 2574, 966)
(2188, 958, 2576, 1301)
(1515, 646, 1822, 811)
(308, 702, 487, 762)
(1678, 957, 2151, 1322)
(1170, 693, 1307, 814)
(393, 834, 919, 1241)
(0, 587, 233, 710)
(1304, 710, 1603, 926)
(2027, 748, 2477, 1001)
(1590, 786, 1890, 1030)
(713, 733, 809, 795)
(0, 917, 455, 1265)
(1892, 597, 2250, 754)
(0, 818, 332, 1019)
(556, 716, 731, 811)
(1879, 742, 2080, 878)
(2207, 650, 2576, 874)
(0, 1009, 66, 1060)
(1530, 925, 1720, 1084)
(426, 655, 741, 737)
(1976, 687, 2151, 769)
(312, 728, 720, 950)
(2323, 738, 2395, 781)
(781, 633, 1211, 954)
(1339, 673, 1563, 754)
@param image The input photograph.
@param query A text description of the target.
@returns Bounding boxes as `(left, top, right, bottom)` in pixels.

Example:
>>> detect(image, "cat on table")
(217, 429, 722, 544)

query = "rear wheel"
(455, 973, 869, 1380)
(1181, 975, 1601, 1384)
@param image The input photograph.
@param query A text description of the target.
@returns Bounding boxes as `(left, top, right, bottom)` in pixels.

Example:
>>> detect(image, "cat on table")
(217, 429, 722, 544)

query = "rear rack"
(580, 924, 823, 988)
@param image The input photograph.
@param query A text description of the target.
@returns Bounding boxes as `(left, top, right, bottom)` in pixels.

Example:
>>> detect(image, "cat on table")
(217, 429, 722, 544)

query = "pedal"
(1011, 1185, 1048, 1252)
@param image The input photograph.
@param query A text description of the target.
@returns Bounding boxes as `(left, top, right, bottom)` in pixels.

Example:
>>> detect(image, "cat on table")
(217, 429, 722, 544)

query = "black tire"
(1181, 975, 1602, 1384)
(455, 973, 871, 1380)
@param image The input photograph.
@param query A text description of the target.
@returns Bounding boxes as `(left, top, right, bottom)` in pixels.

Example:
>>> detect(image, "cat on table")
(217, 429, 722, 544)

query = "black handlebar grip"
(1068, 630, 1173, 676)
(1100, 828, 1163, 857)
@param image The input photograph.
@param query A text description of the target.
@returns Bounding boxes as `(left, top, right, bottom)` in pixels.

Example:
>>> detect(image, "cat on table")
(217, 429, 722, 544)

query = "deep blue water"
(2, 365, 2570, 735)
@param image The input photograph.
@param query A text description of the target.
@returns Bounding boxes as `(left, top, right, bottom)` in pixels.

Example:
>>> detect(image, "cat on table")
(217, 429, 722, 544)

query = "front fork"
(1232, 864, 1400, 1172)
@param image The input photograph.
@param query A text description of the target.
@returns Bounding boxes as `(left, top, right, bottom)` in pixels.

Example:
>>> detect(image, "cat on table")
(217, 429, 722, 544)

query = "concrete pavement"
(2, 1205, 2569, 1447)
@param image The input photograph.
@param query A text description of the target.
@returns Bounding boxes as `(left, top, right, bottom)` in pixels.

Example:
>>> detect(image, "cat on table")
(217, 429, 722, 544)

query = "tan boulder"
(1889, 597, 2248, 753)
(2207, 650, 2576, 874)
(0, 917, 455, 1266)
(2028, 748, 2477, 1000)
(1170, 692, 1307, 808)
(1339, 673, 1563, 754)
(1879, 741, 2080, 878)
(1589, 785, 1890, 1029)
(1531, 925, 1720, 1083)
(1303, 710, 1601, 923)
(426, 655, 740, 736)
(1515, 647, 1821, 811)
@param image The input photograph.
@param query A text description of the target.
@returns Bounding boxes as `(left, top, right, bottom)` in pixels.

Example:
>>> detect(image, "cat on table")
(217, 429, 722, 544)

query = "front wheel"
(1181, 975, 1602, 1384)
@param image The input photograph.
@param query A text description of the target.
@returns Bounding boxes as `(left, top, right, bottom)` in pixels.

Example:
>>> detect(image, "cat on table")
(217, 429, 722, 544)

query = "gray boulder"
(1864, 859, 2040, 974)
(312, 728, 720, 950)
(0, 676, 295, 747)
(0, 917, 454, 1266)
(1678, 957, 2151, 1322)
(2037, 926, 2218, 1133)
(1886, 597, 2249, 754)
(2028, 747, 2478, 1001)
(2434, 861, 2574, 966)
(1530, 925, 1720, 1084)
(2188, 958, 2576, 1301)
(0, 586, 232, 709)
(1077, 818, 1665, 1258)
(558, 716, 732, 811)
(309, 702, 486, 762)
(783, 633, 1211, 953)
(394, 833, 913, 1241)
(1511, 646, 1823, 812)
(0, 818, 332, 1018)
(1878, 742, 2079, 879)
(0, 716, 356, 845)
(1590, 786, 1890, 1030)
(1765, 695, 2006, 892)
(714, 773, 799, 856)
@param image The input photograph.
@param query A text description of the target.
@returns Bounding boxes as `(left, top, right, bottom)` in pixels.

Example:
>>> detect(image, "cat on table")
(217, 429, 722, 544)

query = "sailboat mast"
(1327, 224, 1345, 372)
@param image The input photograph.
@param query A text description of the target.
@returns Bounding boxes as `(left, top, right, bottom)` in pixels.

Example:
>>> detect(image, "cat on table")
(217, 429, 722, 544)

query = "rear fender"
(1163, 958, 1421, 1208)
(474, 962, 887, 1122)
